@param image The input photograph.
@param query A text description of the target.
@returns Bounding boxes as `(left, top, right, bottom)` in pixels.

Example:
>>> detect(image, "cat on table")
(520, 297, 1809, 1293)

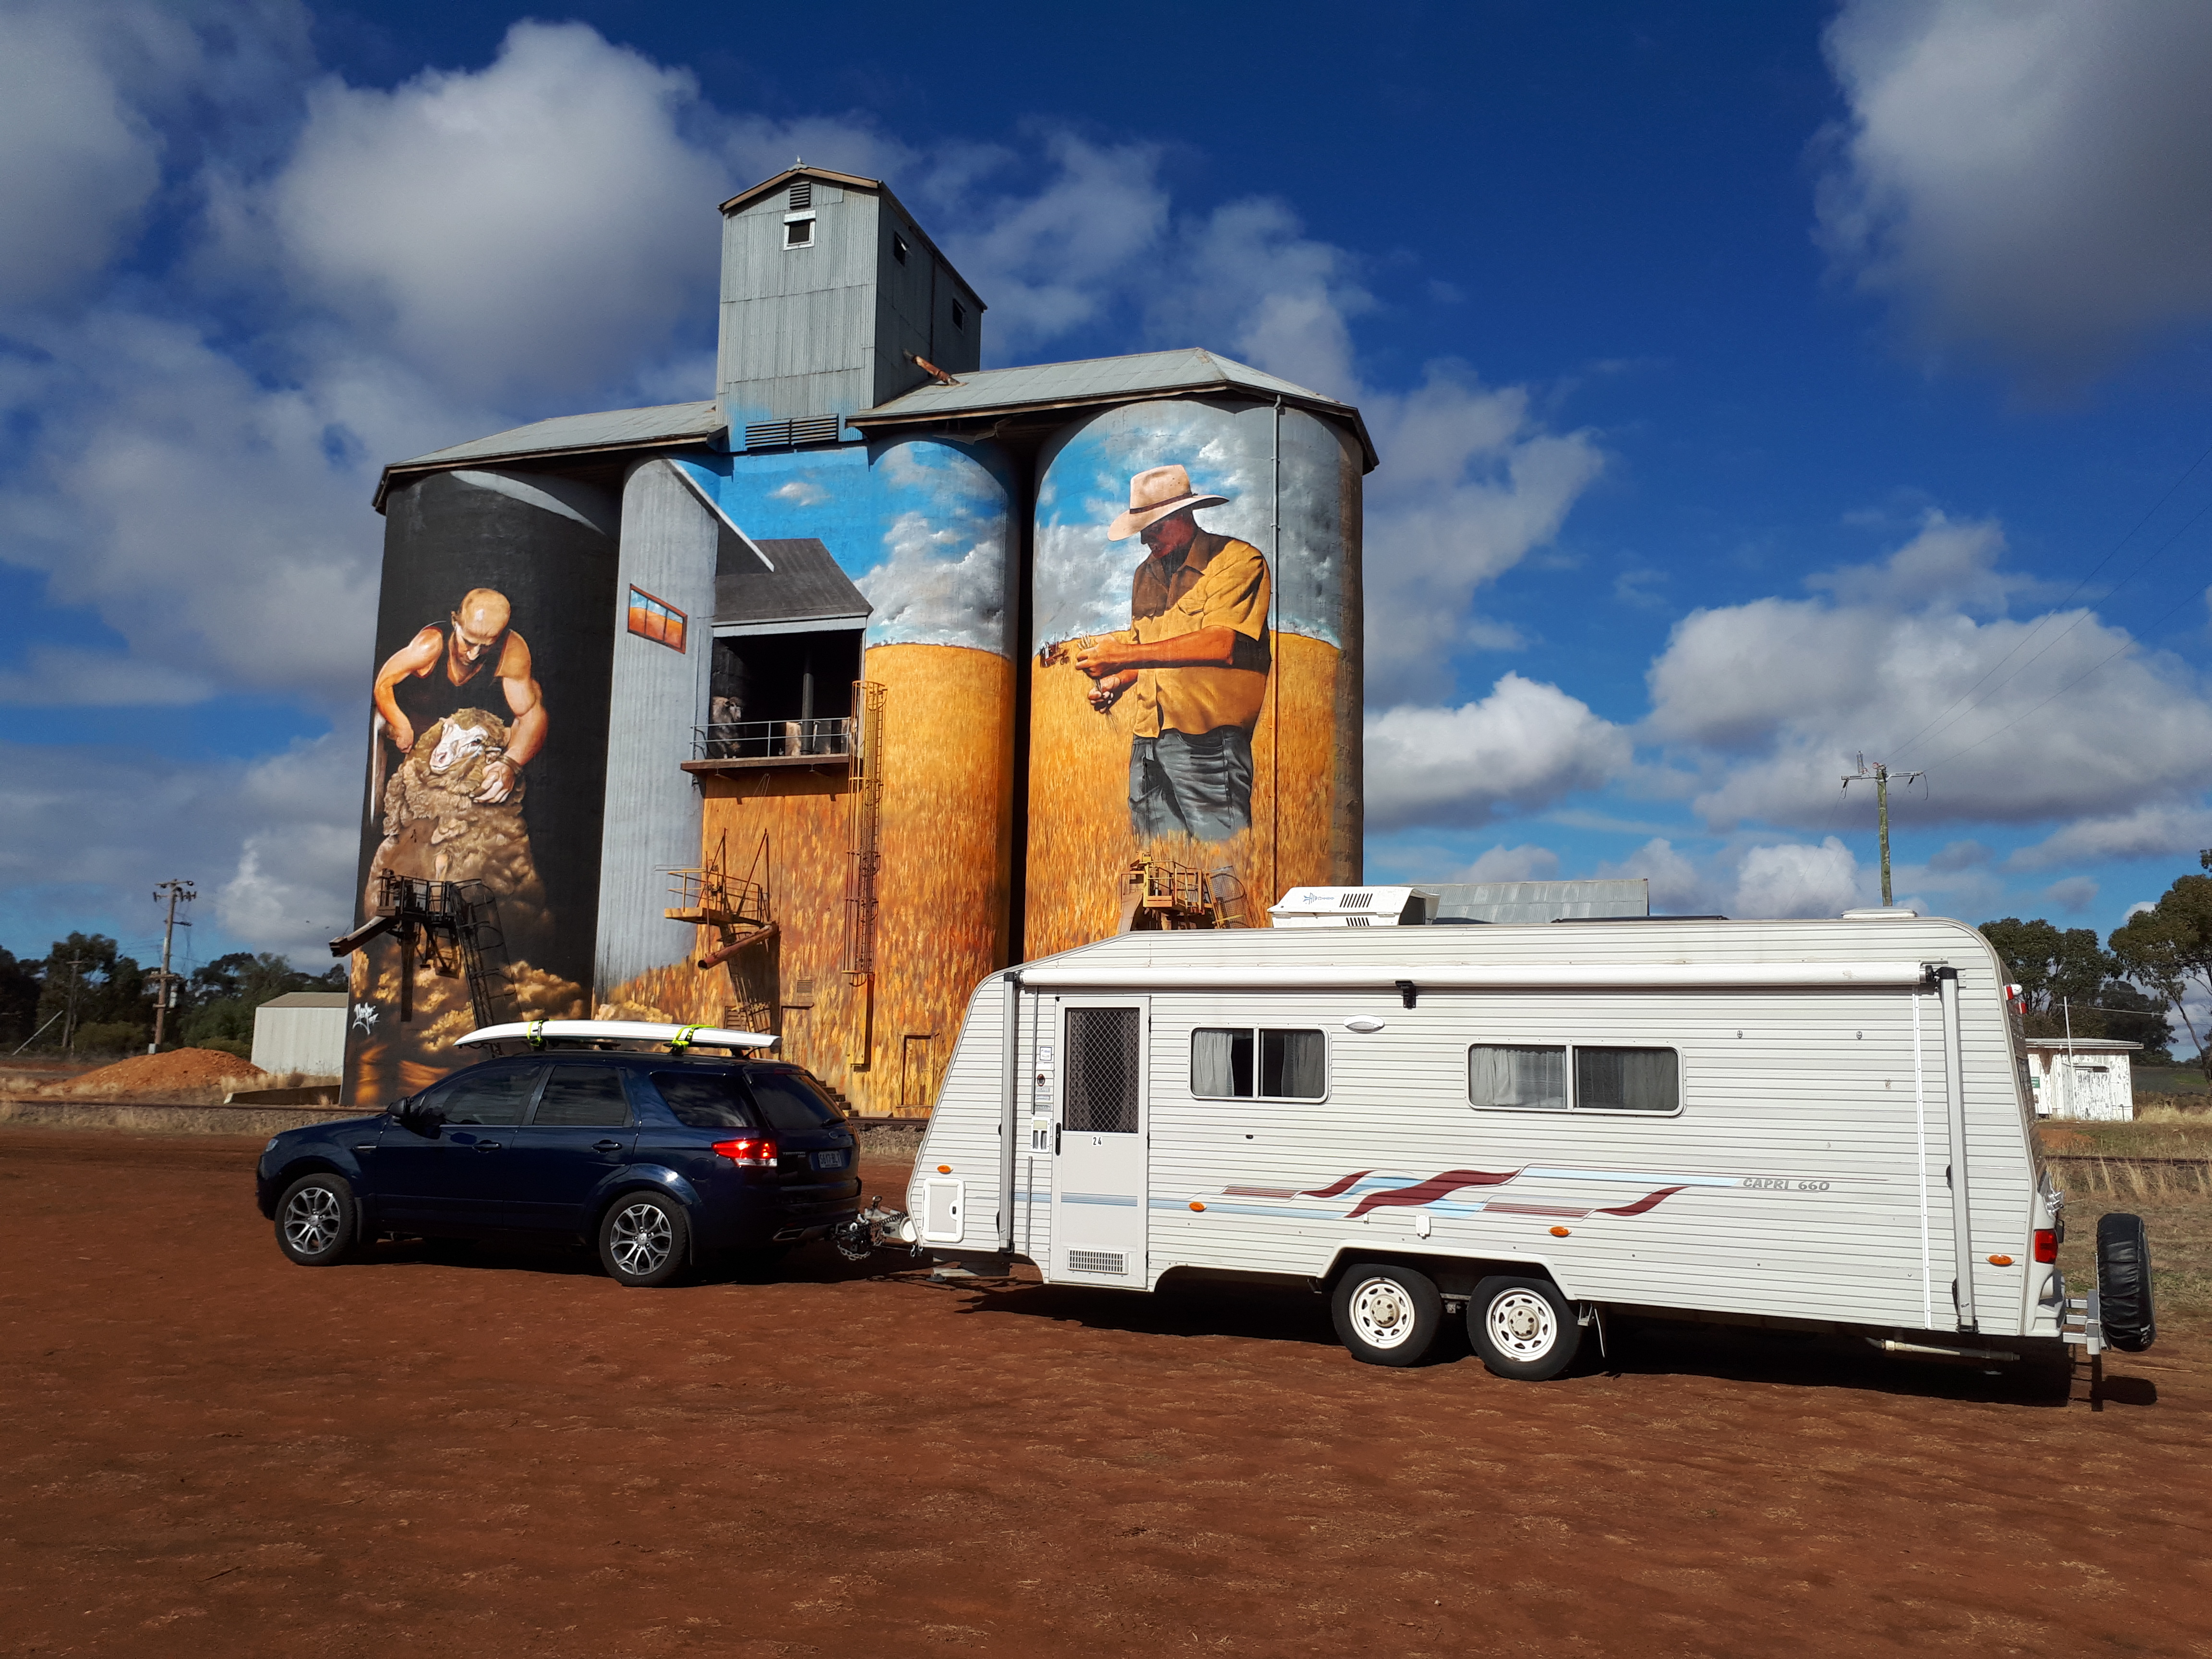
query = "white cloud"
(1733, 838, 1865, 920)
(2042, 876, 2098, 913)
(1645, 513, 2212, 829)
(1444, 843, 1562, 884)
(1361, 366, 1605, 702)
(1820, 0, 2212, 379)
(1364, 673, 1631, 831)
(250, 21, 727, 402)
(1593, 838, 1718, 915)
(2008, 803, 2212, 871)
(0, 646, 214, 708)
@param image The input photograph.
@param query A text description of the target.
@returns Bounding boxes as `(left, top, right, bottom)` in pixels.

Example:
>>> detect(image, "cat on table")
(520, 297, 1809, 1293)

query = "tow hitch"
(831, 1197, 922, 1262)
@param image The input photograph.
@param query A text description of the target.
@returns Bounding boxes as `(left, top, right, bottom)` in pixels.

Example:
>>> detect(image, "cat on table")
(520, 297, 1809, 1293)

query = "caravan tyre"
(1331, 1262, 1444, 1367)
(2096, 1212, 2156, 1353)
(1469, 1275, 1582, 1381)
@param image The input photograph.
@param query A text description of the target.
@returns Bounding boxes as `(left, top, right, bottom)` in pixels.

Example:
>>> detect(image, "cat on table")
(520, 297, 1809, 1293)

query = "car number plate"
(814, 1150, 849, 1170)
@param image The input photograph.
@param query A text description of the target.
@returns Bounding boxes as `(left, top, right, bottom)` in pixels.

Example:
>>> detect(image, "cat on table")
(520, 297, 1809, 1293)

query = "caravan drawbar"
(898, 914, 2153, 1377)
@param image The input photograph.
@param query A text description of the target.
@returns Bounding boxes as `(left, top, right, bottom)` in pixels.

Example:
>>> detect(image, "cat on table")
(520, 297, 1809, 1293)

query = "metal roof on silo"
(850, 348, 1378, 470)
(374, 400, 724, 509)
(716, 538, 872, 627)
(1424, 878, 1651, 924)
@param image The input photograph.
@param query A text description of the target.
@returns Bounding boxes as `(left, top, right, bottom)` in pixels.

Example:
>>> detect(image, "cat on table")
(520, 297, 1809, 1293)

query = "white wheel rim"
(1348, 1276, 1419, 1349)
(1486, 1288, 1559, 1360)
(610, 1203, 673, 1276)
(283, 1187, 340, 1255)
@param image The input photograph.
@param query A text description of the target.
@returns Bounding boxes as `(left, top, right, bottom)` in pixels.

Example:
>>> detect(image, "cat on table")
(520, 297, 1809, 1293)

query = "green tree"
(2095, 980, 2174, 1062)
(32, 934, 148, 1051)
(2108, 864, 2212, 1078)
(0, 947, 39, 1047)
(177, 951, 344, 1052)
(1978, 917, 2115, 1037)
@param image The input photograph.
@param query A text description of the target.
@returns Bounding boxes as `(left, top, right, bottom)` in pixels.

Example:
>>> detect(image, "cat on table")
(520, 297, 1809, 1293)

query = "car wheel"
(275, 1173, 357, 1266)
(2096, 1212, 2156, 1353)
(598, 1191, 689, 1288)
(1468, 1274, 1583, 1381)
(1330, 1262, 1444, 1367)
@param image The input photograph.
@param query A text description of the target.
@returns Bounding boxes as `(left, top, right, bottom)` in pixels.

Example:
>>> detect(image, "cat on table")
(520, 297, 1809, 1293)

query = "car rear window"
(650, 1071, 753, 1129)
(745, 1070, 846, 1131)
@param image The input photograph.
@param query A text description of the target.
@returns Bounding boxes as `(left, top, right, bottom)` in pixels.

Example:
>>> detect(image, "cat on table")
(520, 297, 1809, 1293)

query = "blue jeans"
(1130, 727, 1254, 842)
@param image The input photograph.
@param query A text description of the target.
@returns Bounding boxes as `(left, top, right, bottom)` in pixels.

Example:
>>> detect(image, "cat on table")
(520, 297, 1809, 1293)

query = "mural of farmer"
(1073, 465, 1271, 841)
(372, 586, 545, 805)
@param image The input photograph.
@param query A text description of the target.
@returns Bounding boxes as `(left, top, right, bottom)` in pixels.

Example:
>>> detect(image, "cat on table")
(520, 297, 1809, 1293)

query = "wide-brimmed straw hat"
(1107, 464, 1229, 540)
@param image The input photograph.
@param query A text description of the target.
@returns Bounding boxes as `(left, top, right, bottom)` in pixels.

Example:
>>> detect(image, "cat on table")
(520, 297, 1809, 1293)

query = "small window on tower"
(892, 231, 909, 265)
(952, 299, 966, 329)
(784, 215, 814, 249)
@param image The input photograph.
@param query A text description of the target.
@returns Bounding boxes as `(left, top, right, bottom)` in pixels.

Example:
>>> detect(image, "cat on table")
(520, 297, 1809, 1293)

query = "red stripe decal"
(1598, 1185, 1688, 1217)
(1300, 1170, 1374, 1199)
(1346, 1169, 1522, 1219)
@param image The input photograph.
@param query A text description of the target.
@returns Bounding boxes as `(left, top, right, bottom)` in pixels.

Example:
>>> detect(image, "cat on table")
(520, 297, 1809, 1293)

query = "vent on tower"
(789, 178, 812, 209)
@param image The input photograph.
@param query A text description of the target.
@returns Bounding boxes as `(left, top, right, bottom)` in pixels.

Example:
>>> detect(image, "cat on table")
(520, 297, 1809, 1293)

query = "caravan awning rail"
(1016, 962, 1931, 991)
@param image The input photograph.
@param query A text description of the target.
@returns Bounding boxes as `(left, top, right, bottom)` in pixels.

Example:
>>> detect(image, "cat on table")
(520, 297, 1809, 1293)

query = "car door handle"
(593, 1140, 623, 1153)
(473, 1140, 502, 1152)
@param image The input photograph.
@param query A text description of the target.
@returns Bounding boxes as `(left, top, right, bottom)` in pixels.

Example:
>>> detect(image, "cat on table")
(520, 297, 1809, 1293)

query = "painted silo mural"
(598, 437, 1017, 1112)
(345, 468, 619, 1104)
(1028, 400, 1362, 958)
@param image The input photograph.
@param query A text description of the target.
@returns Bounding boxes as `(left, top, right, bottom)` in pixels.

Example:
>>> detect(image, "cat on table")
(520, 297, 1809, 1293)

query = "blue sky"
(4, 0, 2211, 979)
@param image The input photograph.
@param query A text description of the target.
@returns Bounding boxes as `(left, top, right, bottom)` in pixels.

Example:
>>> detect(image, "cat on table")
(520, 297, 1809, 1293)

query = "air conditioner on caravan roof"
(1267, 887, 1437, 927)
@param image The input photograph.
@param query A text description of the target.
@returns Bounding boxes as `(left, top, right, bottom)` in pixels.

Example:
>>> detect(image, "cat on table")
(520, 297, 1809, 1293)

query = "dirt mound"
(46, 1048, 266, 1096)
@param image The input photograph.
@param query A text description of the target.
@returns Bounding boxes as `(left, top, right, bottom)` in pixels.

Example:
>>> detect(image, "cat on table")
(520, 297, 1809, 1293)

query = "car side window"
(745, 1070, 846, 1130)
(650, 1071, 753, 1129)
(531, 1067, 631, 1128)
(429, 1064, 542, 1126)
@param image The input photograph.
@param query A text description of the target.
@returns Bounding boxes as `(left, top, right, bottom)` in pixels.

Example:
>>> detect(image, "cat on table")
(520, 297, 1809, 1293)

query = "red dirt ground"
(24, 1049, 264, 1096)
(1, 1126, 2206, 1658)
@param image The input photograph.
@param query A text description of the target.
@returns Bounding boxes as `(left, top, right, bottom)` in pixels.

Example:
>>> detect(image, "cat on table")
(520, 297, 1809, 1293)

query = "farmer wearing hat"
(1072, 464, 1271, 841)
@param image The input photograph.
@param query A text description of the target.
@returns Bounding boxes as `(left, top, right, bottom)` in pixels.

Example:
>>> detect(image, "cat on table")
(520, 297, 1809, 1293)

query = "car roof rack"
(454, 1019, 780, 1054)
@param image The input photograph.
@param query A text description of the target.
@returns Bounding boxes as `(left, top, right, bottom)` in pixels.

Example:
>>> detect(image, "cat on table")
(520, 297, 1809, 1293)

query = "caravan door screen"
(1053, 1000, 1147, 1288)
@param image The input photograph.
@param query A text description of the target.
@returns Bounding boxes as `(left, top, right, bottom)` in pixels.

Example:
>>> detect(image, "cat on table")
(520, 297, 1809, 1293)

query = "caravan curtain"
(1574, 1046, 1679, 1112)
(1191, 1028, 1253, 1098)
(1468, 1045, 1567, 1109)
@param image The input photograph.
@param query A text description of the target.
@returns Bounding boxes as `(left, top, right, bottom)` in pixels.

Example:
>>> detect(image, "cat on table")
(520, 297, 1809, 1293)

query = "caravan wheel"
(1331, 1263, 1444, 1367)
(1469, 1275, 1582, 1381)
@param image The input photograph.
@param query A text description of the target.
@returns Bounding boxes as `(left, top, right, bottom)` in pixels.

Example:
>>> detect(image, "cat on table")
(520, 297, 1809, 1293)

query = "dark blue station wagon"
(255, 1052, 862, 1286)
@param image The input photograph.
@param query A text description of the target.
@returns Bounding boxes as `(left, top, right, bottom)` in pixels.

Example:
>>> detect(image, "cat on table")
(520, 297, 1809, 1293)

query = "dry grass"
(2038, 1114, 2212, 1318)
(1023, 630, 1351, 957)
(616, 641, 1015, 1117)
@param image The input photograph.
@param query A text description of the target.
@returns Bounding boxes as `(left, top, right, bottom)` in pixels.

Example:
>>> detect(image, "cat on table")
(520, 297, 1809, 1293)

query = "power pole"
(150, 878, 196, 1053)
(1842, 754, 1924, 907)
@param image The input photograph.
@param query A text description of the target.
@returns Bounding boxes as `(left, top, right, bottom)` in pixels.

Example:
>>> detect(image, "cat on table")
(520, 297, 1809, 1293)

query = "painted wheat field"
(601, 641, 1013, 1116)
(1024, 630, 1348, 958)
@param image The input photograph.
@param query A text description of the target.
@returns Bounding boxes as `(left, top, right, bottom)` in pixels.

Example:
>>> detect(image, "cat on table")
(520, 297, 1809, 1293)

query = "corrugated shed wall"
(592, 459, 716, 1000)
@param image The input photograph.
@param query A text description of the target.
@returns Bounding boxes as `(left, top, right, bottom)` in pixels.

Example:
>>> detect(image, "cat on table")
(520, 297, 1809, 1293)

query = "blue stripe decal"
(1060, 1192, 1140, 1207)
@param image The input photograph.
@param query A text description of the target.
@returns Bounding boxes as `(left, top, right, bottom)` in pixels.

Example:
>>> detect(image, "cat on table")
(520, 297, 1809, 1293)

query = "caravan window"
(1192, 1028, 1326, 1100)
(1469, 1044, 1680, 1114)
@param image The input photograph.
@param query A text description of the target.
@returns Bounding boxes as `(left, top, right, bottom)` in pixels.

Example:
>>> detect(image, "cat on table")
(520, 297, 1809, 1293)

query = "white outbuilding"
(2022, 1037, 2140, 1121)
(250, 992, 349, 1078)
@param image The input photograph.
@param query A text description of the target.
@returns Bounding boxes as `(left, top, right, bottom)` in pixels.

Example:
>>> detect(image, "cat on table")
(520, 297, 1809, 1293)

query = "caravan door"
(1053, 999, 1148, 1289)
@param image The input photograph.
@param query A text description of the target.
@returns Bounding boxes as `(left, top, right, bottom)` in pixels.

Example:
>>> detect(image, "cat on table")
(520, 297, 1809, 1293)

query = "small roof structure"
(716, 538, 871, 628)
(719, 165, 985, 313)
(257, 991, 348, 1009)
(852, 348, 1378, 471)
(1425, 879, 1651, 925)
(374, 400, 724, 510)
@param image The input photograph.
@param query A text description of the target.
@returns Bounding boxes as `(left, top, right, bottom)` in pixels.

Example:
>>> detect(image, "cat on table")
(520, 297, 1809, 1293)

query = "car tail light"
(2033, 1228, 2057, 1263)
(711, 1136, 777, 1168)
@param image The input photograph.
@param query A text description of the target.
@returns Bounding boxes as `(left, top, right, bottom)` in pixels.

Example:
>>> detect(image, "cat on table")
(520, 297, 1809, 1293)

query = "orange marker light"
(1988, 1254, 2014, 1266)
(936, 1165, 952, 1175)
(1549, 1226, 1571, 1237)
(1190, 1201, 1206, 1212)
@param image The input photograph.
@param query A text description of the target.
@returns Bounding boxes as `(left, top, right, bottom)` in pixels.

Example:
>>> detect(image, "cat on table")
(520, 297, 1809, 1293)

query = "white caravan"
(899, 914, 2155, 1377)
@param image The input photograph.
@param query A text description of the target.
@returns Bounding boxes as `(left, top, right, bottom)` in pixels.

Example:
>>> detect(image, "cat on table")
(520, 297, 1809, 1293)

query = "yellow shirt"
(1124, 531, 1271, 738)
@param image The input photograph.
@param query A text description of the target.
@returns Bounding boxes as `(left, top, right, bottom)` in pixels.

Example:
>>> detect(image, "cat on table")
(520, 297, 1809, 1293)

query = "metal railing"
(691, 716, 854, 762)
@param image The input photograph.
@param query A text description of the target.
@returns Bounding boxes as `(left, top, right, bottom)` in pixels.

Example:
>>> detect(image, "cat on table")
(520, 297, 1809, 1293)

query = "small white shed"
(250, 992, 348, 1078)
(2023, 1037, 2140, 1121)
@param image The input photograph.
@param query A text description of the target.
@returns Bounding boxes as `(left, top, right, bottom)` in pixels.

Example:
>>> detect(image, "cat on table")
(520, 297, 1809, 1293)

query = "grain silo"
(340, 166, 1371, 1116)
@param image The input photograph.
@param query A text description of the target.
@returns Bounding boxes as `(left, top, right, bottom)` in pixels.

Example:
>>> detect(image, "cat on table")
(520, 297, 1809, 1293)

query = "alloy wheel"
(609, 1202, 673, 1277)
(282, 1186, 341, 1256)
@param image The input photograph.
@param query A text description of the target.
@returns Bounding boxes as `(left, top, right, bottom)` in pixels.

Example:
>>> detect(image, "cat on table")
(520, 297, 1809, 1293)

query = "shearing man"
(372, 586, 544, 806)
